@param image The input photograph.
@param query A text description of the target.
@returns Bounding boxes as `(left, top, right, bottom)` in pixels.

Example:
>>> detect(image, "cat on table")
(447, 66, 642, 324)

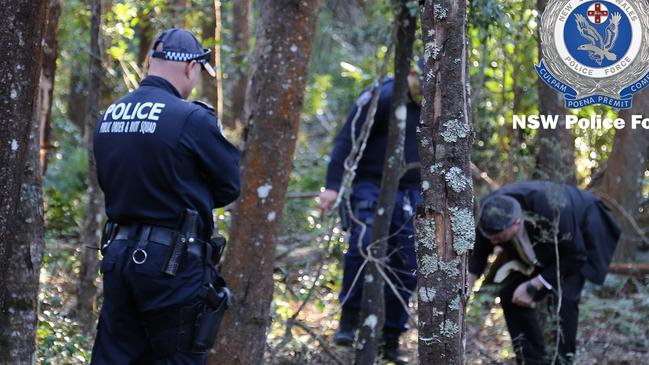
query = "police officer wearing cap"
(317, 60, 424, 364)
(468, 181, 621, 365)
(91, 28, 240, 364)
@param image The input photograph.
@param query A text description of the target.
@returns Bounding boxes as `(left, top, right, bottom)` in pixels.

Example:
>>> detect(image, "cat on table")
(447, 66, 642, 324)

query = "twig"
(470, 162, 500, 192)
(293, 319, 346, 365)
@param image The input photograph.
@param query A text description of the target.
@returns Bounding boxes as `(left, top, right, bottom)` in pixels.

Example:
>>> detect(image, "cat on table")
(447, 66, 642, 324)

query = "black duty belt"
(111, 223, 212, 265)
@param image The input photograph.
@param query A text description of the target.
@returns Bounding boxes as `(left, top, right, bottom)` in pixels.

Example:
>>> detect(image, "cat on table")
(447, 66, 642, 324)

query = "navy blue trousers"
(339, 182, 420, 332)
(499, 272, 585, 365)
(90, 235, 209, 364)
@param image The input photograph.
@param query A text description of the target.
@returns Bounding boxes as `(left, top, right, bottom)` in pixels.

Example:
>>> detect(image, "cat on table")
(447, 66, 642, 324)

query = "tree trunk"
(136, 5, 153, 67)
(210, 1, 320, 364)
(590, 90, 649, 262)
(228, 0, 252, 129)
(38, 0, 63, 176)
(68, 62, 88, 135)
(170, 0, 189, 27)
(76, 0, 104, 334)
(200, 2, 217, 108)
(0, 0, 49, 362)
(534, 0, 575, 184)
(355, 1, 415, 363)
(415, 1, 473, 364)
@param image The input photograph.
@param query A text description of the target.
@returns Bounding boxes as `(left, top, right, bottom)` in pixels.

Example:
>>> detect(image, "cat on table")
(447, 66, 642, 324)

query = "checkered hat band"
(151, 50, 206, 63)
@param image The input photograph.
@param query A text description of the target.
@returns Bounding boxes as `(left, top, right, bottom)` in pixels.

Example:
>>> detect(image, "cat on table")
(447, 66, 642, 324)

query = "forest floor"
(37, 238, 649, 364)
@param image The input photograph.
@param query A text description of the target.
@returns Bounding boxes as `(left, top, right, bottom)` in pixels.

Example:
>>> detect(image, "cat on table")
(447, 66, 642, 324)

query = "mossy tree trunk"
(0, 0, 49, 362)
(210, 1, 320, 364)
(354, 1, 416, 363)
(415, 1, 474, 363)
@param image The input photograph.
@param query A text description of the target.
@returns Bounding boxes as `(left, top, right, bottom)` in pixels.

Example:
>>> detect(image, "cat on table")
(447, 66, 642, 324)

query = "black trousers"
(498, 272, 586, 365)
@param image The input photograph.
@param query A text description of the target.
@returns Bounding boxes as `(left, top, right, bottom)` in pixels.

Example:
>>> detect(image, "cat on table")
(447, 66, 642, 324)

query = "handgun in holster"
(162, 209, 199, 276)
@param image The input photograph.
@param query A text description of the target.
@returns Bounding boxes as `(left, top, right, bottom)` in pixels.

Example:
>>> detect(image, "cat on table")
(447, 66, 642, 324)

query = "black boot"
(334, 308, 359, 346)
(382, 329, 408, 364)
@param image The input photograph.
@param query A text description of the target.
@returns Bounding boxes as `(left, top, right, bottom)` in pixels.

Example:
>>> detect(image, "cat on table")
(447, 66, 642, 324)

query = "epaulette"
(192, 100, 215, 112)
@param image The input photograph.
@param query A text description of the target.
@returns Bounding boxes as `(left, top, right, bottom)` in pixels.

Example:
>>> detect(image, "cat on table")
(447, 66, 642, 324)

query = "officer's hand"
(317, 189, 338, 213)
(512, 281, 535, 308)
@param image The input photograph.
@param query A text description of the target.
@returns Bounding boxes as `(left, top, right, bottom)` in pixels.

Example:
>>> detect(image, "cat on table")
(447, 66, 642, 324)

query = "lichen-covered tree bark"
(228, 0, 252, 129)
(76, 0, 104, 334)
(355, 1, 415, 363)
(0, 0, 49, 362)
(210, 1, 320, 364)
(415, 1, 474, 363)
(39, 0, 63, 175)
(535, 0, 576, 184)
(591, 89, 649, 262)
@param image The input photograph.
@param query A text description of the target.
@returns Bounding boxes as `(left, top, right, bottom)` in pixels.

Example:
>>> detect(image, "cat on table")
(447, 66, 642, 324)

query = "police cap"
(478, 195, 522, 238)
(151, 28, 216, 78)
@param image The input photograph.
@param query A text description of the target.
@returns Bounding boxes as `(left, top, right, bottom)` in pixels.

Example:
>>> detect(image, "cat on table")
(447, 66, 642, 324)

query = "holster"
(162, 209, 199, 276)
(178, 277, 230, 353)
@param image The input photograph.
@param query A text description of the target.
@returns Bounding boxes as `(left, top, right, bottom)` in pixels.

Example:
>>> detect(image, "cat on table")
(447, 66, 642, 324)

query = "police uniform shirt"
(94, 76, 241, 239)
(325, 78, 421, 191)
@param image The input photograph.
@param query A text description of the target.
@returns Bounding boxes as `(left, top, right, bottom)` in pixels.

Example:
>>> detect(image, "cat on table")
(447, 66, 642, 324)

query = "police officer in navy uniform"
(91, 28, 240, 364)
(468, 181, 621, 365)
(318, 61, 423, 364)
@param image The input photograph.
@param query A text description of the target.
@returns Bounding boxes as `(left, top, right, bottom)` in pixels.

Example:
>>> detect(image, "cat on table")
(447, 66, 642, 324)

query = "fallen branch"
(608, 262, 649, 275)
(470, 162, 499, 192)
(293, 319, 346, 365)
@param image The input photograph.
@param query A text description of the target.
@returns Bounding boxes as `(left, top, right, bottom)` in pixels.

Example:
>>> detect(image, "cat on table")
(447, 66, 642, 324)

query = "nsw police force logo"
(537, 0, 649, 109)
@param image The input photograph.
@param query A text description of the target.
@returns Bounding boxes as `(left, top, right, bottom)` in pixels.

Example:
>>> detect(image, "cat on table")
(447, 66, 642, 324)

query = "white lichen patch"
(10, 89, 18, 100)
(266, 211, 276, 222)
(290, 44, 298, 53)
(439, 319, 460, 338)
(415, 218, 436, 251)
(363, 314, 378, 331)
(434, 4, 448, 20)
(421, 137, 430, 147)
(449, 296, 461, 311)
(422, 180, 430, 191)
(257, 184, 272, 199)
(449, 207, 475, 255)
(377, 207, 385, 216)
(10, 139, 19, 151)
(424, 41, 441, 62)
(430, 163, 443, 175)
(438, 257, 461, 277)
(431, 307, 443, 317)
(365, 274, 374, 283)
(395, 104, 407, 122)
(445, 167, 470, 193)
(426, 69, 435, 82)
(440, 118, 470, 142)
(418, 254, 438, 276)
(419, 286, 436, 302)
